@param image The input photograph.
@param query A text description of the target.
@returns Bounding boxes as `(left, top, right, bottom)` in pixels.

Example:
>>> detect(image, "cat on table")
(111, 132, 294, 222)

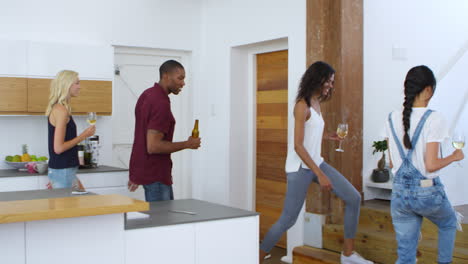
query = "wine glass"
(452, 132, 465, 167)
(336, 123, 348, 152)
(87, 112, 97, 126)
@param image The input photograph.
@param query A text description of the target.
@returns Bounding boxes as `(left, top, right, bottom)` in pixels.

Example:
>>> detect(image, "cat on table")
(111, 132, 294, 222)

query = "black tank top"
(48, 116, 79, 169)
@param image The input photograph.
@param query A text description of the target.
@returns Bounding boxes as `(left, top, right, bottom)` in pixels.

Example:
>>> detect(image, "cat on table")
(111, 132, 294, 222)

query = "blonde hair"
(45, 70, 79, 116)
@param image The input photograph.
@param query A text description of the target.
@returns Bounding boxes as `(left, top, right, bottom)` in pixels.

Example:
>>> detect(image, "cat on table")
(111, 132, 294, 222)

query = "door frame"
(229, 38, 288, 211)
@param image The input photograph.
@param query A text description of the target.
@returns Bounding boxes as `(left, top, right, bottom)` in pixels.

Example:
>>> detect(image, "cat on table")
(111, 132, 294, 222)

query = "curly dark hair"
(402, 65, 436, 149)
(296, 61, 335, 107)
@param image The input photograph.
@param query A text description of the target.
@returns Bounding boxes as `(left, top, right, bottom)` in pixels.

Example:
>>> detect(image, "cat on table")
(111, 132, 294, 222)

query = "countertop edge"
(125, 212, 259, 230)
(0, 194, 149, 224)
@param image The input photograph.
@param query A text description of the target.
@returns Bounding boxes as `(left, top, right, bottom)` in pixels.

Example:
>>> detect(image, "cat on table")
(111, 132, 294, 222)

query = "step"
(359, 200, 468, 245)
(323, 224, 468, 264)
(293, 246, 340, 264)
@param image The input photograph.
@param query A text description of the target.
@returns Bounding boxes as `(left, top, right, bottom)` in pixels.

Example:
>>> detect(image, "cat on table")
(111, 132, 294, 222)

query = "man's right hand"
(186, 136, 201, 149)
(128, 180, 139, 192)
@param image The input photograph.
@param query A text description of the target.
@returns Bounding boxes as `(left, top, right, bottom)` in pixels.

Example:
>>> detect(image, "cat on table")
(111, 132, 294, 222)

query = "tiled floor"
(263, 246, 287, 264)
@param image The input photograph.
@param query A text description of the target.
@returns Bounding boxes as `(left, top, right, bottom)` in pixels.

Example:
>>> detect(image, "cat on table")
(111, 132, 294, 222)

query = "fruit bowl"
(4, 161, 31, 171)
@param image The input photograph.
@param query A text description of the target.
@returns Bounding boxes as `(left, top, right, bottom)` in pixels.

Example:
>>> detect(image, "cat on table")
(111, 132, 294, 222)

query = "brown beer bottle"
(192, 119, 199, 138)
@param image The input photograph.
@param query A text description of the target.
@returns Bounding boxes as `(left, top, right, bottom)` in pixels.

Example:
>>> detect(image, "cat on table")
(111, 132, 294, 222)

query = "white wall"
(192, 0, 305, 206)
(191, 1, 306, 261)
(363, 0, 468, 205)
(0, 0, 201, 169)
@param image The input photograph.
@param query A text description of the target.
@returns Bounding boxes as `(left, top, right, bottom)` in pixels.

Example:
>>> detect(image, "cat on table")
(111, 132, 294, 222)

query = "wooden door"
(256, 50, 288, 248)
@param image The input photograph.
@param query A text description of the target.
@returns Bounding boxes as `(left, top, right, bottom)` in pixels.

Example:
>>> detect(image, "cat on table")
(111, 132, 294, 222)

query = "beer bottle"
(192, 119, 199, 138)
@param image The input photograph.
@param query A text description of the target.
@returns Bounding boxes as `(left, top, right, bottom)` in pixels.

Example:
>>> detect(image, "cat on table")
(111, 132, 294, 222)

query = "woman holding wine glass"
(45, 70, 96, 190)
(259, 61, 373, 264)
(87, 112, 97, 125)
(383, 65, 464, 263)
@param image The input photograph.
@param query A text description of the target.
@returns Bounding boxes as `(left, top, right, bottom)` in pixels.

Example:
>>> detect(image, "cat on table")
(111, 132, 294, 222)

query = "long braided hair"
(402, 65, 436, 149)
(296, 61, 335, 107)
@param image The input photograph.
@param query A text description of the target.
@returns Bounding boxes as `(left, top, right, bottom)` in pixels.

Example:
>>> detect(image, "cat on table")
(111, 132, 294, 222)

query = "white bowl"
(4, 161, 32, 171)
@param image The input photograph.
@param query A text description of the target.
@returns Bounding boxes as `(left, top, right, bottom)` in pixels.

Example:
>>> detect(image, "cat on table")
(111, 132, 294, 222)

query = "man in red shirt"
(128, 60, 201, 201)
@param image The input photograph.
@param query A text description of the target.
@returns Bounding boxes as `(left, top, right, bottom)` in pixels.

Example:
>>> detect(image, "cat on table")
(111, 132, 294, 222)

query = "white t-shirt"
(285, 108, 324, 173)
(383, 107, 449, 179)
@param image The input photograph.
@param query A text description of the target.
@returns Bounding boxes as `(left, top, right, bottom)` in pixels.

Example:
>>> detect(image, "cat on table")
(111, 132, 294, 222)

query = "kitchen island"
(125, 199, 259, 264)
(0, 190, 259, 264)
(0, 189, 148, 264)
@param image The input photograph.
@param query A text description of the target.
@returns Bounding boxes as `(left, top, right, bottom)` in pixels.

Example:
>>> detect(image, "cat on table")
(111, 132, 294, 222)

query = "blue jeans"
(48, 167, 79, 188)
(391, 184, 457, 264)
(143, 182, 174, 202)
(260, 163, 361, 253)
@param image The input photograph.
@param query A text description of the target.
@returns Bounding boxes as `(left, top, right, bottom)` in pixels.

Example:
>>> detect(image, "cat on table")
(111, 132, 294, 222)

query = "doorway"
(112, 46, 192, 199)
(256, 50, 288, 248)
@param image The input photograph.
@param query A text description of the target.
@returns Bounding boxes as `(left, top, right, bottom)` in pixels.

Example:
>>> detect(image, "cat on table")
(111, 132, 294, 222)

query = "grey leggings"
(260, 162, 361, 253)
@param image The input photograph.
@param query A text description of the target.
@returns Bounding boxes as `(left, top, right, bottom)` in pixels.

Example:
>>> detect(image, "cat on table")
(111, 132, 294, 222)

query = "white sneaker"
(264, 254, 271, 260)
(341, 251, 374, 264)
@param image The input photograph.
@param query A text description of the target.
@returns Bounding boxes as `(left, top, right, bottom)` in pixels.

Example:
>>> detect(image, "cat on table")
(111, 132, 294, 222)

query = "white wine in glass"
(336, 123, 348, 152)
(452, 141, 465, 149)
(452, 132, 465, 167)
(87, 112, 97, 125)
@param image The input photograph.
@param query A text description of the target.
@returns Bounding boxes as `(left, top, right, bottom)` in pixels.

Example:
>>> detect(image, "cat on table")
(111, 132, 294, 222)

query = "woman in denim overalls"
(385, 65, 464, 264)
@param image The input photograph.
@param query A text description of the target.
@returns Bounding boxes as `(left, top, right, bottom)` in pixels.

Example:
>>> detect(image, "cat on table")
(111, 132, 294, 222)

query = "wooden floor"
(263, 246, 287, 264)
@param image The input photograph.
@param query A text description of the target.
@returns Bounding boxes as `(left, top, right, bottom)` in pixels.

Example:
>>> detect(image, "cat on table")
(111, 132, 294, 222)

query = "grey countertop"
(0, 189, 258, 229)
(0, 165, 128, 178)
(0, 188, 95, 202)
(125, 199, 258, 230)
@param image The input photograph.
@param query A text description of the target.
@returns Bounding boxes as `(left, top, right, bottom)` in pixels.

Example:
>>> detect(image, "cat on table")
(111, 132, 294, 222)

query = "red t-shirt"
(129, 83, 175, 185)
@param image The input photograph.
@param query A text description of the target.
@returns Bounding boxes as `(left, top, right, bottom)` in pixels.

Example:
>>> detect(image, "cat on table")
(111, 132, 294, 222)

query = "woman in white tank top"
(260, 61, 373, 264)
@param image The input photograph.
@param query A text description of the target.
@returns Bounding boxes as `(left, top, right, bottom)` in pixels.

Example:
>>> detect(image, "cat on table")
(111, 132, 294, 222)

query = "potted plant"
(371, 140, 390, 182)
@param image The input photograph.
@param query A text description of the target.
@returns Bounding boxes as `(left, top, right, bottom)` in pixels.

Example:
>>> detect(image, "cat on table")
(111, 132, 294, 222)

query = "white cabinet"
(26, 214, 125, 264)
(27, 42, 113, 80)
(125, 216, 259, 264)
(77, 171, 145, 201)
(2, 170, 145, 201)
(87, 186, 145, 201)
(126, 223, 196, 264)
(0, 222, 25, 264)
(0, 39, 28, 77)
(195, 217, 258, 263)
(0, 176, 39, 192)
(0, 39, 113, 80)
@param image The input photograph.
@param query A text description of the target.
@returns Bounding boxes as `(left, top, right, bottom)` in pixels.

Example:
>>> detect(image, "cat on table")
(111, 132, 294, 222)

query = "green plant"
(372, 140, 388, 170)
(372, 140, 388, 154)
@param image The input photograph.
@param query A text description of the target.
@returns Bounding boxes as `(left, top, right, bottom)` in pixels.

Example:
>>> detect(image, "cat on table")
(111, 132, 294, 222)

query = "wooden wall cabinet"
(0, 77, 112, 115)
(27, 78, 112, 115)
(0, 77, 27, 112)
(0, 40, 113, 115)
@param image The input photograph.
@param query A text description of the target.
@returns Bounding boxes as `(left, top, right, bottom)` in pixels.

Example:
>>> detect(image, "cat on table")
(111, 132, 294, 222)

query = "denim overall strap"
(388, 110, 433, 161)
(388, 113, 407, 161)
(405, 110, 433, 160)
(389, 110, 433, 186)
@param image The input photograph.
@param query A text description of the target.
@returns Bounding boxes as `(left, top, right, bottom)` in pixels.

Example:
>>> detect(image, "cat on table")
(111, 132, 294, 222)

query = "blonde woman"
(45, 70, 95, 189)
